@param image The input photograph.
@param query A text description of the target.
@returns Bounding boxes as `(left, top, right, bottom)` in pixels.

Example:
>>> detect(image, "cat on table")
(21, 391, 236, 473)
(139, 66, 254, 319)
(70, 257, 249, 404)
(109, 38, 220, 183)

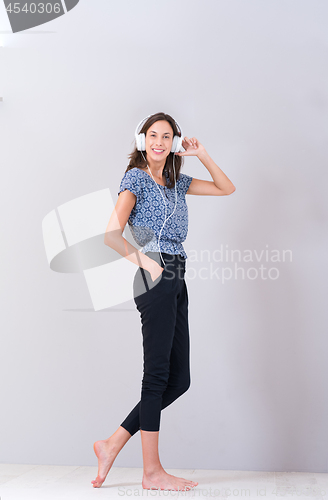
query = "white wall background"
(0, 0, 327, 472)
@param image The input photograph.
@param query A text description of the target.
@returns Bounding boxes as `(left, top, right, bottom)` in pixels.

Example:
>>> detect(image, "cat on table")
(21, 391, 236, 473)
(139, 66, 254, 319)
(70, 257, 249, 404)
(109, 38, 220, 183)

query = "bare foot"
(91, 438, 119, 488)
(142, 467, 198, 491)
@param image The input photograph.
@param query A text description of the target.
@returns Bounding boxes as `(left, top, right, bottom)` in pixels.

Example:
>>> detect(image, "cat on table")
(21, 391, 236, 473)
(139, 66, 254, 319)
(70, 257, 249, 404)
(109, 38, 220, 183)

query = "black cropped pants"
(120, 252, 191, 435)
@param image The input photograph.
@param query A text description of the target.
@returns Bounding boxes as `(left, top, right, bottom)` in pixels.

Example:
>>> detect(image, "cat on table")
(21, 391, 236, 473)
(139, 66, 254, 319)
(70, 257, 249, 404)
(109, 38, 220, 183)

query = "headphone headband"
(135, 114, 184, 153)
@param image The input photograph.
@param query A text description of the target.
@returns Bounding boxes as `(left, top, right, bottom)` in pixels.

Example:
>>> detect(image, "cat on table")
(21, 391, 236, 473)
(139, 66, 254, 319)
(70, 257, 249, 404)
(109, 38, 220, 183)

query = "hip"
(133, 252, 186, 300)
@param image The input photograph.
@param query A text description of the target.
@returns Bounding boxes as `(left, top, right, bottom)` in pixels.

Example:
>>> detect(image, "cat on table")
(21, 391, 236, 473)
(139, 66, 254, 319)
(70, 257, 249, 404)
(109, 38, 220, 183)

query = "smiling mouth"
(152, 149, 164, 154)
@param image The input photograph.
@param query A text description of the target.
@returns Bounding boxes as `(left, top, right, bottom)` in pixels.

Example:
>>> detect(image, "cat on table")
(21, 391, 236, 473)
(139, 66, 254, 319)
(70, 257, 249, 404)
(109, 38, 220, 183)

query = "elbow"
(219, 185, 236, 196)
(104, 230, 123, 247)
(104, 233, 114, 247)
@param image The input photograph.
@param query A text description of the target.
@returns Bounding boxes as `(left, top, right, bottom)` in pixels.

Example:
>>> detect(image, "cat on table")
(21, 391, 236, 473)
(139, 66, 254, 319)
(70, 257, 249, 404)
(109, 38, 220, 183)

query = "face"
(145, 120, 174, 162)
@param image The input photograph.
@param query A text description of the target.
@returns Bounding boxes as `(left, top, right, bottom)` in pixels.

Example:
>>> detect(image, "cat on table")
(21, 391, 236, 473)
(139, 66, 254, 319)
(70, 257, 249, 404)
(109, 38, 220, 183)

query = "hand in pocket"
(150, 263, 165, 282)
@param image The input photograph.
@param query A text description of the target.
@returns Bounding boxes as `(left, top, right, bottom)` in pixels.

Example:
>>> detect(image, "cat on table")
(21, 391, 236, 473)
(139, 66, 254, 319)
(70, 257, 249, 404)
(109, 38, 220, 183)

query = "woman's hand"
(147, 260, 164, 282)
(175, 137, 206, 157)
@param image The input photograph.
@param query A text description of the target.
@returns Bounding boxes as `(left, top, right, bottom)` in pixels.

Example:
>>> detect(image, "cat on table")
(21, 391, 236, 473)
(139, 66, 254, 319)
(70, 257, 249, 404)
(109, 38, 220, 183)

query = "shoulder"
(118, 167, 145, 200)
(178, 172, 193, 183)
(177, 172, 193, 193)
(120, 167, 146, 187)
(122, 167, 143, 179)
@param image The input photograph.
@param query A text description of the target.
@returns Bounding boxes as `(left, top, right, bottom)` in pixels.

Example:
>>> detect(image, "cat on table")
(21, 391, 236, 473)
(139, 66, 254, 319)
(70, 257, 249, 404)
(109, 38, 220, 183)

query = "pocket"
(152, 264, 166, 284)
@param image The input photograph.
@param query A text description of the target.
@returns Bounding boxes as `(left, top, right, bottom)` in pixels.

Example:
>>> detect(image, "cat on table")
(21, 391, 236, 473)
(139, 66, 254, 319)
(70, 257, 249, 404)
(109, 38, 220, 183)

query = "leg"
(140, 279, 198, 490)
(91, 267, 175, 488)
(139, 270, 197, 490)
(138, 281, 178, 432)
(120, 277, 191, 436)
(92, 259, 197, 490)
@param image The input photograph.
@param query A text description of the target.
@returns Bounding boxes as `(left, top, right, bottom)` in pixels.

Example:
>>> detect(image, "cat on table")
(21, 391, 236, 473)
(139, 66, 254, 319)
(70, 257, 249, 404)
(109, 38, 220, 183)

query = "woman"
(92, 112, 236, 491)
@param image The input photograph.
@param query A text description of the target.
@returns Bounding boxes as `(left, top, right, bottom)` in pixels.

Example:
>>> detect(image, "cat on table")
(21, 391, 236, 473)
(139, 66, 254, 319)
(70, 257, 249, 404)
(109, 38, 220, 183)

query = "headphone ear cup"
(171, 135, 182, 153)
(140, 133, 146, 151)
(171, 135, 178, 153)
(136, 133, 146, 151)
(136, 134, 141, 151)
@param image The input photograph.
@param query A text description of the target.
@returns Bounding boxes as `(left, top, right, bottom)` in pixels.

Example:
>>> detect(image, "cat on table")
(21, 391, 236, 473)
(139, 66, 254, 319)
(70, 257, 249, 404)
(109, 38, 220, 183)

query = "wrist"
(197, 149, 209, 160)
(144, 257, 158, 273)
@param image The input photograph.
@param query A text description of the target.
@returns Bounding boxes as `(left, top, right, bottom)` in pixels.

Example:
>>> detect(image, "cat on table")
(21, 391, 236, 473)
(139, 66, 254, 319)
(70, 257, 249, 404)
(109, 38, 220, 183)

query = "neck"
(145, 157, 166, 179)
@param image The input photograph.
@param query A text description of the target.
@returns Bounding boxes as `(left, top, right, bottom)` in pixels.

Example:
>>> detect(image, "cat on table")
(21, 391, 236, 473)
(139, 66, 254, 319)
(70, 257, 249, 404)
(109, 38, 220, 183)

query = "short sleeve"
(118, 168, 142, 204)
(179, 173, 193, 195)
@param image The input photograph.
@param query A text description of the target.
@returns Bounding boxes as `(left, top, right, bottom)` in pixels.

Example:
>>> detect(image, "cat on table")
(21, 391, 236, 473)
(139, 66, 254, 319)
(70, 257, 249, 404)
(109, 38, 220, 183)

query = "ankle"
(143, 465, 164, 477)
(105, 436, 121, 453)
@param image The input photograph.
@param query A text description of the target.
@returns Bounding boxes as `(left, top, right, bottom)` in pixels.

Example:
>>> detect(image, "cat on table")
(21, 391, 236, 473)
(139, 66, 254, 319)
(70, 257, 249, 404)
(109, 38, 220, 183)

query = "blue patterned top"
(118, 167, 193, 259)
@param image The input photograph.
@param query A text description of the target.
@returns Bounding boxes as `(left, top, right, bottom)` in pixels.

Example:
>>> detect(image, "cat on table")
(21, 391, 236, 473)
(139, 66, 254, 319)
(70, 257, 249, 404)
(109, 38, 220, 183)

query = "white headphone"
(134, 114, 184, 267)
(134, 114, 184, 153)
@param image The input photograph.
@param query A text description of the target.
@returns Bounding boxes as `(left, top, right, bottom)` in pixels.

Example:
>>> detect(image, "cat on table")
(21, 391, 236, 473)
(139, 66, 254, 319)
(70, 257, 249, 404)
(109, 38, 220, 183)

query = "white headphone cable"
(140, 151, 178, 267)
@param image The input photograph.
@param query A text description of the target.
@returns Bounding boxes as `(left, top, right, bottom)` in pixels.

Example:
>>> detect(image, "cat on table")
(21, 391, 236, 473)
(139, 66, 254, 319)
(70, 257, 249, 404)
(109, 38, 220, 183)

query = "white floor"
(0, 464, 327, 499)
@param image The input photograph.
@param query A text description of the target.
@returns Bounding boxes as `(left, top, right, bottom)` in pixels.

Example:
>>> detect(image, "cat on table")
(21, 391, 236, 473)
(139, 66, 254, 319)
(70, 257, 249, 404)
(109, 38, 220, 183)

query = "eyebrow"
(149, 130, 172, 136)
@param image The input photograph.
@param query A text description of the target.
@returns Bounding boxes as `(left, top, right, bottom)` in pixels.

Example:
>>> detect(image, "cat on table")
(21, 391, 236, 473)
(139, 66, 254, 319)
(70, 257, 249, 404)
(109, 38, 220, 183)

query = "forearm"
(197, 150, 236, 192)
(104, 231, 154, 272)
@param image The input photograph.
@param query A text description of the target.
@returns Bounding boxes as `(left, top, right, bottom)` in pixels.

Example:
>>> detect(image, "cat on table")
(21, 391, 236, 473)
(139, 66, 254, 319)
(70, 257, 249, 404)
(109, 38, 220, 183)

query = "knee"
(177, 376, 191, 397)
(142, 374, 169, 395)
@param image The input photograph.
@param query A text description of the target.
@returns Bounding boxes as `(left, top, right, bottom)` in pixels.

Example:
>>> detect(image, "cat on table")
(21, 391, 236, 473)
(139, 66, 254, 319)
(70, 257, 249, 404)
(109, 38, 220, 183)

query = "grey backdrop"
(0, 0, 327, 472)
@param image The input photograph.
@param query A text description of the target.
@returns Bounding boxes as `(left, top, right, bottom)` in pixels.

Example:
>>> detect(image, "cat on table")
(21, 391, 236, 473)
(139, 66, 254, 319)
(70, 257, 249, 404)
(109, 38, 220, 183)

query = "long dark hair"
(125, 112, 184, 189)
